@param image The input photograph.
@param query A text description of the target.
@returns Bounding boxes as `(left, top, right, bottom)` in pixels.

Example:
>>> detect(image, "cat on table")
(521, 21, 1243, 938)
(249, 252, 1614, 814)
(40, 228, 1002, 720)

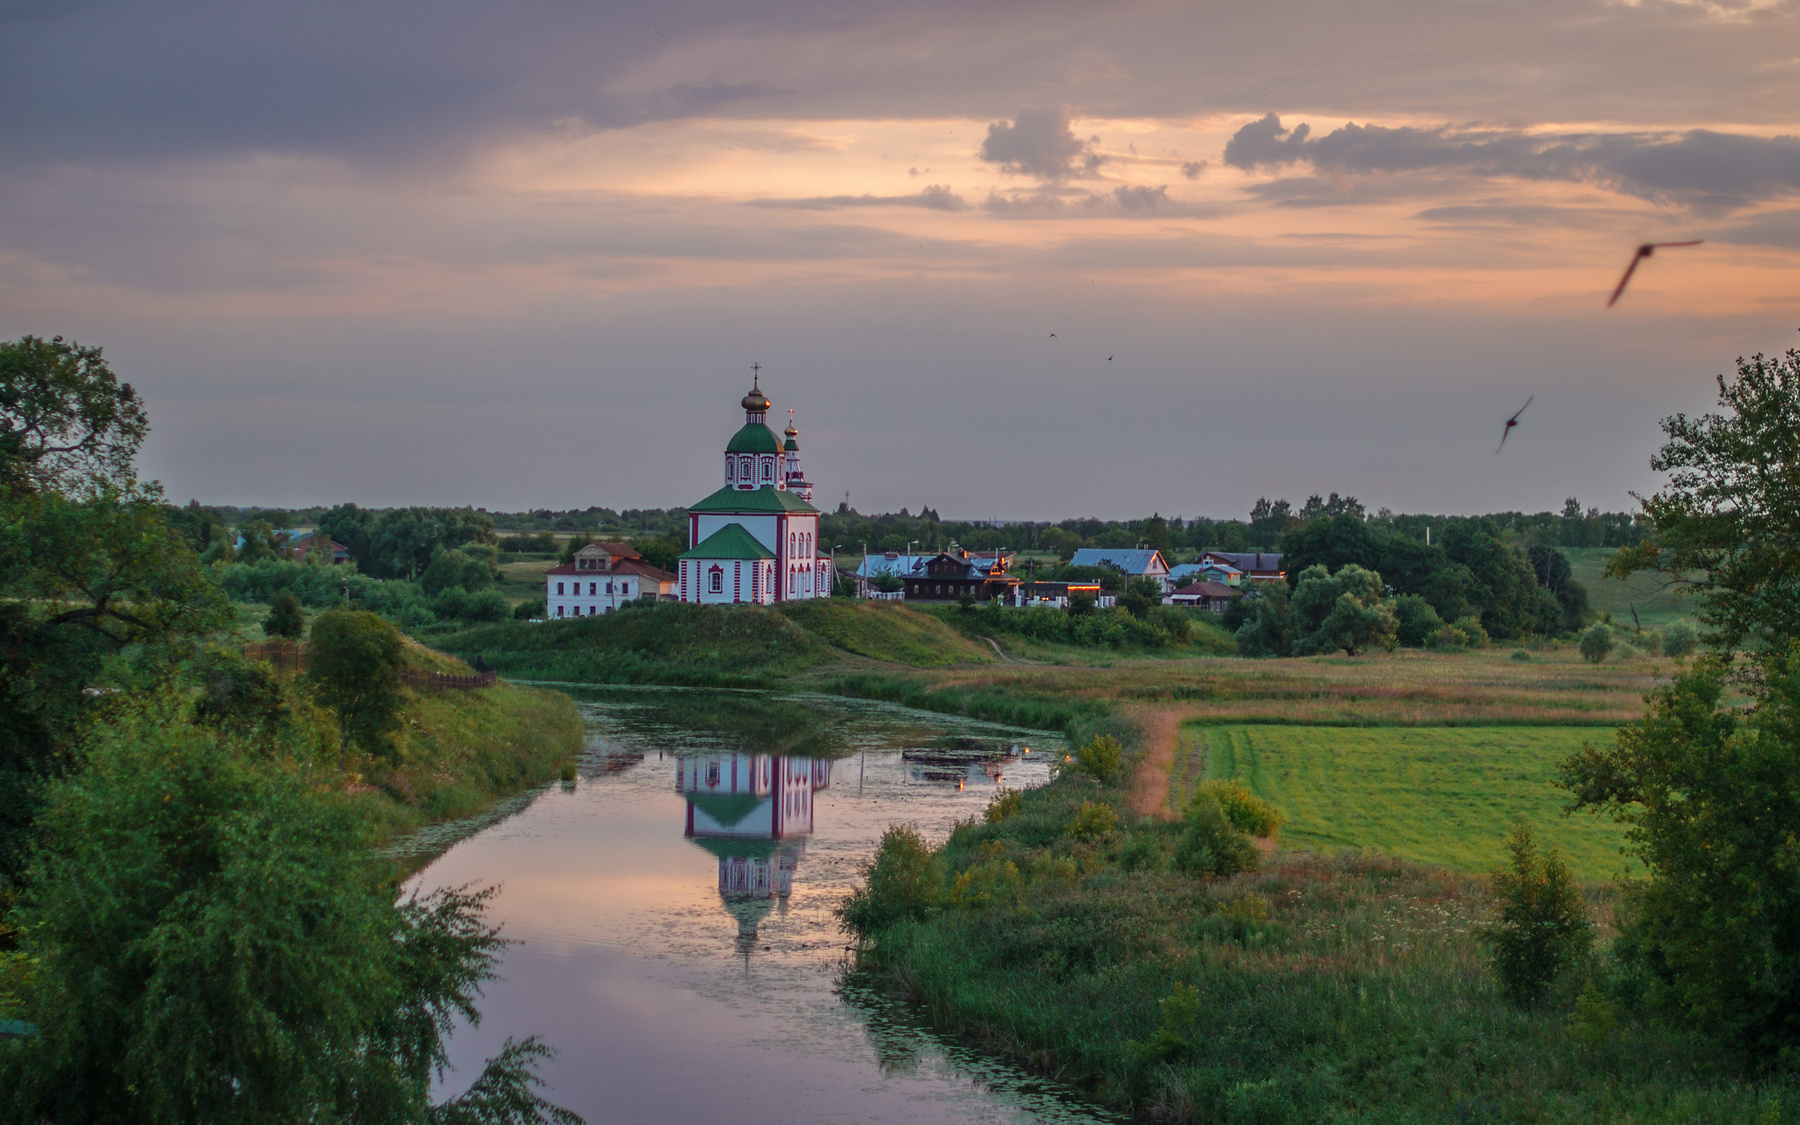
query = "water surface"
(410, 688, 1122, 1124)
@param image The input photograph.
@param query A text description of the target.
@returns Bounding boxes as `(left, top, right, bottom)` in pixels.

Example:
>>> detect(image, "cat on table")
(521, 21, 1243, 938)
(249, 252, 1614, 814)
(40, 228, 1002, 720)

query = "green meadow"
(1175, 724, 1631, 880)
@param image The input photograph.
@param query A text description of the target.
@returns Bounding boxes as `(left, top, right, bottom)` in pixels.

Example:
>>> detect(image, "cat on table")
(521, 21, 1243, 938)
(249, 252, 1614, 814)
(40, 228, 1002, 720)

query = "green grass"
(428, 601, 838, 686)
(1179, 724, 1631, 880)
(1563, 546, 1697, 630)
(776, 600, 995, 666)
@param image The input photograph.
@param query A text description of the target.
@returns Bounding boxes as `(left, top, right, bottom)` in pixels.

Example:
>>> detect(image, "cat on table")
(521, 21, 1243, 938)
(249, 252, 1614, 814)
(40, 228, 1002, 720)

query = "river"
(403, 686, 1124, 1125)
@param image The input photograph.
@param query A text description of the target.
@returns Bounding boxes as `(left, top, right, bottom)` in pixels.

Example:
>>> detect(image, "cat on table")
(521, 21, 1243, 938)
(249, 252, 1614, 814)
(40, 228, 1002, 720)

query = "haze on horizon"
(4, 0, 1798, 522)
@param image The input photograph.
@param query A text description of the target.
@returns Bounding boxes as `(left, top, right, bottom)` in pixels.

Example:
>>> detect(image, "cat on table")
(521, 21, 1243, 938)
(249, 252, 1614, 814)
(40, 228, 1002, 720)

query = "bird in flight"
(1049, 333, 1056, 338)
(1496, 396, 1533, 454)
(1107, 355, 1113, 361)
(1607, 241, 1704, 307)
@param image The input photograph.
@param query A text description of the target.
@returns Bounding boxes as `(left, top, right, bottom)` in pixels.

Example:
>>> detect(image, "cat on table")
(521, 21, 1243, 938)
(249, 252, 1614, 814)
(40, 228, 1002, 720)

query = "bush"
(1451, 614, 1489, 647)
(263, 592, 305, 639)
(1174, 799, 1260, 878)
(1057, 734, 1124, 786)
(1067, 800, 1120, 841)
(1427, 624, 1470, 650)
(1482, 822, 1591, 1007)
(434, 586, 509, 623)
(1392, 594, 1445, 648)
(0, 700, 573, 1122)
(514, 597, 546, 620)
(984, 789, 1024, 823)
(837, 824, 944, 939)
(1579, 623, 1615, 664)
(307, 609, 406, 761)
(1511, 648, 1533, 661)
(1191, 779, 1283, 839)
(1663, 620, 1698, 658)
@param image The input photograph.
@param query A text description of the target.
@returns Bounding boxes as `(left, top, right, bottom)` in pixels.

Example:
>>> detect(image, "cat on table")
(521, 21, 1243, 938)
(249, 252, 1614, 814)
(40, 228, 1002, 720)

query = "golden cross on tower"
(750, 362, 761, 387)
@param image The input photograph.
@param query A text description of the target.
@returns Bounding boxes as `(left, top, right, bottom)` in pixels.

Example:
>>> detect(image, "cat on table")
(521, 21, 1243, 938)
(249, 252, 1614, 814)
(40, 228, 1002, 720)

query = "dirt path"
(978, 636, 1010, 662)
(1126, 704, 1199, 820)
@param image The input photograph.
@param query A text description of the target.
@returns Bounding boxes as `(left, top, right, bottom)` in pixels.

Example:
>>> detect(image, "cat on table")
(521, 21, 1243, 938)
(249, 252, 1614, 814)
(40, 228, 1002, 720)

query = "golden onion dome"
(741, 372, 771, 413)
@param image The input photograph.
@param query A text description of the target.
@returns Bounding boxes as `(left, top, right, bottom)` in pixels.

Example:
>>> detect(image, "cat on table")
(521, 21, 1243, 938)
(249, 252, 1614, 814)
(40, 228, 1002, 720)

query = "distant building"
(545, 541, 676, 618)
(1014, 580, 1102, 608)
(1198, 551, 1285, 584)
(1067, 548, 1172, 588)
(902, 549, 1021, 603)
(1166, 580, 1238, 613)
(677, 372, 832, 605)
(282, 530, 351, 565)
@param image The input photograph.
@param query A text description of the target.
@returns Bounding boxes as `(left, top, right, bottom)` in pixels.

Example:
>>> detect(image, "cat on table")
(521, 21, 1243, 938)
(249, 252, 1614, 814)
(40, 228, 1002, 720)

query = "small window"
(709, 570, 723, 594)
(555, 605, 564, 617)
(556, 582, 564, 595)
(762, 461, 772, 481)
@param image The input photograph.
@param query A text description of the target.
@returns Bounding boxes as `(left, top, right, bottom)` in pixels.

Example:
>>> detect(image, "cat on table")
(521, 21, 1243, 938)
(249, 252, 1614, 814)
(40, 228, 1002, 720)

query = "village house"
(544, 541, 676, 618)
(1013, 580, 1103, 608)
(1067, 547, 1173, 590)
(1166, 579, 1238, 614)
(1199, 551, 1285, 584)
(677, 370, 832, 605)
(902, 549, 1021, 603)
(282, 530, 351, 565)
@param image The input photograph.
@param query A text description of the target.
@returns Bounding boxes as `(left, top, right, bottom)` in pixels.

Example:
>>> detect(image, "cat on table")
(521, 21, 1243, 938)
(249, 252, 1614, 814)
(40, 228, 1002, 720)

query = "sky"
(4, 0, 1799, 522)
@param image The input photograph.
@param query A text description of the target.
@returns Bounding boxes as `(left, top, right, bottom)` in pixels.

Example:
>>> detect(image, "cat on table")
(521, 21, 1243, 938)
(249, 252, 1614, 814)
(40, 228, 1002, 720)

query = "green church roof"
(680, 522, 776, 561)
(687, 485, 818, 515)
(726, 422, 783, 454)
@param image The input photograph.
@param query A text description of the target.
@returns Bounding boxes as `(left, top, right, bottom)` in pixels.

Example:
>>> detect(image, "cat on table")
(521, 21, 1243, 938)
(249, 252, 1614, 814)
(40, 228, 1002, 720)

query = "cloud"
(978, 106, 1103, 181)
(1710, 208, 1800, 249)
(1113, 184, 1168, 211)
(748, 185, 967, 211)
(1180, 160, 1207, 179)
(1224, 113, 1800, 211)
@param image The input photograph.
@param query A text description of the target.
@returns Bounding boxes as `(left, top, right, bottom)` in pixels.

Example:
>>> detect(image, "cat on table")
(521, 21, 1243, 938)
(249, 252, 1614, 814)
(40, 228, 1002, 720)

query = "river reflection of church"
(676, 754, 832, 952)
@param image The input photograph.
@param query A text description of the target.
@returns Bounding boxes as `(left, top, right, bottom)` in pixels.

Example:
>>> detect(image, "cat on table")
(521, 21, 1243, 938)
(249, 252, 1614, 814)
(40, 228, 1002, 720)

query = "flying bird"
(1496, 396, 1533, 454)
(1107, 355, 1113, 361)
(1049, 333, 1056, 338)
(1607, 241, 1704, 307)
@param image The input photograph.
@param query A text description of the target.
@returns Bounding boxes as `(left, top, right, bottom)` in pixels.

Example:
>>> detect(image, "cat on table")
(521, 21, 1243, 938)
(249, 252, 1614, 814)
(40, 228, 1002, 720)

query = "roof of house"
(687, 484, 818, 515)
(1201, 551, 1283, 573)
(680, 523, 776, 561)
(578, 541, 641, 558)
(855, 553, 932, 578)
(725, 422, 783, 454)
(546, 558, 675, 581)
(1170, 580, 1237, 598)
(1068, 548, 1169, 575)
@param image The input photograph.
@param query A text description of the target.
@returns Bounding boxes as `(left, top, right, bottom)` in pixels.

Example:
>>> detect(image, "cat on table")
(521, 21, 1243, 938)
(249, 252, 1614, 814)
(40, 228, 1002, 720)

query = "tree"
(1439, 520, 1560, 639)
(264, 592, 305, 639)
(1249, 497, 1293, 550)
(1482, 822, 1590, 1007)
(1579, 623, 1614, 664)
(0, 700, 579, 1123)
(1234, 582, 1295, 657)
(1528, 544, 1590, 633)
(1610, 345, 1800, 657)
(1561, 653, 1800, 1055)
(421, 547, 495, 596)
(307, 609, 406, 761)
(1391, 594, 1445, 648)
(1290, 564, 1396, 656)
(1280, 513, 1381, 579)
(0, 336, 231, 886)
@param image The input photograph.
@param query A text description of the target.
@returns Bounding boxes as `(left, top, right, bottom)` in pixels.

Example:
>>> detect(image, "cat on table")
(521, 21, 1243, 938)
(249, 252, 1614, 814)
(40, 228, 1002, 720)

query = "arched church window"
(709, 569, 723, 594)
(762, 460, 772, 481)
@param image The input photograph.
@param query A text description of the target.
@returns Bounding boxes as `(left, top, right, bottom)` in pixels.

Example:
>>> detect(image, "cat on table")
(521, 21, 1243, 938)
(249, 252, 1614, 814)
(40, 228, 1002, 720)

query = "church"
(678, 369, 832, 604)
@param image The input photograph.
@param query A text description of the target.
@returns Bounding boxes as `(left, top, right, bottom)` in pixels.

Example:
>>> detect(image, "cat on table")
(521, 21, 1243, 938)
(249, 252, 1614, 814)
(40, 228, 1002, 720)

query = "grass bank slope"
(350, 641, 586, 841)
(428, 602, 836, 685)
(1564, 546, 1696, 629)
(1174, 724, 1629, 880)
(777, 600, 994, 666)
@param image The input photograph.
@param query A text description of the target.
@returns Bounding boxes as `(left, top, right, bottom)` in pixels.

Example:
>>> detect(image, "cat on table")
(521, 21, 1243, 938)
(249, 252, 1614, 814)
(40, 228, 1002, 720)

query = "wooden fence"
(243, 642, 496, 690)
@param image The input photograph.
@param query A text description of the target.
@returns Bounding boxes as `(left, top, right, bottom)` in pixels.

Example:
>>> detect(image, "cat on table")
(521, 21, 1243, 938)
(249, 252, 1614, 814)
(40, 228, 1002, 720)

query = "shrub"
(837, 824, 944, 939)
(1392, 594, 1445, 648)
(1428, 625, 1469, 650)
(1511, 648, 1533, 661)
(984, 789, 1024, 823)
(514, 597, 546, 620)
(1057, 734, 1124, 786)
(307, 609, 406, 761)
(1451, 615, 1489, 647)
(1482, 822, 1591, 1007)
(1067, 800, 1120, 841)
(1579, 623, 1615, 664)
(948, 857, 1022, 908)
(1174, 800, 1260, 878)
(1663, 620, 1698, 658)
(1191, 780, 1283, 839)
(263, 592, 304, 639)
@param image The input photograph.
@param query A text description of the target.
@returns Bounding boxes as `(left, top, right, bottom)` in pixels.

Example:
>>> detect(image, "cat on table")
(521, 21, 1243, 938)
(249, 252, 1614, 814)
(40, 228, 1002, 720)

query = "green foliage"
(1190, 779, 1283, 839)
(928, 599, 1196, 651)
(1579, 623, 1614, 664)
(1173, 798, 1260, 877)
(317, 503, 498, 582)
(1233, 582, 1295, 656)
(1664, 620, 1699, 658)
(0, 335, 147, 494)
(421, 547, 496, 596)
(264, 591, 305, 638)
(1452, 613, 1490, 646)
(0, 701, 577, 1124)
(1392, 593, 1446, 647)
(837, 824, 945, 939)
(513, 597, 546, 620)
(308, 609, 406, 760)
(984, 789, 1024, 823)
(190, 648, 290, 739)
(1562, 652, 1800, 1055)
(782, 600, 993, 666)
(1482, 822, 1591, 1007)
(870, 570, 905, 593)
(1057, 734, 1124, 786)
(1067, 589, 1096, 615)
(1066, 800, 1119, 841)
(1530, 543, 1592, 633)
(434, 587, 510, 623)
(1291, 563, 1396, 656)
(1610, 345, 1800, 657)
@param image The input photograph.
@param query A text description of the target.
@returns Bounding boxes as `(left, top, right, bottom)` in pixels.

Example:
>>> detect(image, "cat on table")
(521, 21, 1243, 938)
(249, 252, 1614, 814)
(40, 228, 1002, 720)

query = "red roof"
(544, 558, 675, 582)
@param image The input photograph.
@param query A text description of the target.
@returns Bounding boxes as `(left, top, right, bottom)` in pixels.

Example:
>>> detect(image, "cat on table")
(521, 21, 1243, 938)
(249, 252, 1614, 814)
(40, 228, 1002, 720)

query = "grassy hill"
(428, 599, 992, 686)
(1563, 546, 1698, 630)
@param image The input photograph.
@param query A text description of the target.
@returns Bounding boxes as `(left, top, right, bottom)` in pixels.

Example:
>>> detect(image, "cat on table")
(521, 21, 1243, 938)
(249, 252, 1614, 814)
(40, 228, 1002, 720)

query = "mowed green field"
(1180, 724, 1634, 881)
(1562, 546, 1696, 630)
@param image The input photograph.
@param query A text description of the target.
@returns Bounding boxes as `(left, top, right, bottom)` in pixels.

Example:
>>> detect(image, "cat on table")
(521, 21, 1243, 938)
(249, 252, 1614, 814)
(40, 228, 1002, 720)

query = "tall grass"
(825, 671, 1113, 736)
(776, 600, 994, 666)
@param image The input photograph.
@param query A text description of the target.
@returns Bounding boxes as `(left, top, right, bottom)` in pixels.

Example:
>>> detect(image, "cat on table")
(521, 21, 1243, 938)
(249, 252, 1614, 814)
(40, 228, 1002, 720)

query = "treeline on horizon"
(176, 490, 1648, 561)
